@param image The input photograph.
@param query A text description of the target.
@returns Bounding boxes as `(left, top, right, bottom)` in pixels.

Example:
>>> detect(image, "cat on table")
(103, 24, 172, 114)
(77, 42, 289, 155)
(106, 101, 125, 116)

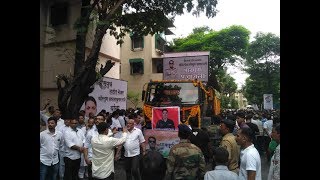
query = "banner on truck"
(163, 55, 208, 81)
(263, 94, 273, 110)
(144, 129, 180, 158)
(81, 77, 127, 118)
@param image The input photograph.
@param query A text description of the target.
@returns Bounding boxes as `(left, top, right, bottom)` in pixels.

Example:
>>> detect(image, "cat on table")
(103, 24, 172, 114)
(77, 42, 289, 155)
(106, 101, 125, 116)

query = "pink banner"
(144, 129, 180, 158)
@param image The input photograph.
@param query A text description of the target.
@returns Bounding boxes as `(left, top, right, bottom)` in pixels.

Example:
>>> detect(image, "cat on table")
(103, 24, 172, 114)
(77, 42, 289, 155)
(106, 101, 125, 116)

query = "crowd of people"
(40, 98, 280, 180)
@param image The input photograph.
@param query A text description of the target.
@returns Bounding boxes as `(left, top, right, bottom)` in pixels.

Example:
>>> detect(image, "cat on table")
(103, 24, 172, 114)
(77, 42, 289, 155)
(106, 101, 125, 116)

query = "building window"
(152, 58, 163, 73)
(129, 58, 144, 74)
(155, 34, 166, 52)
(50, 2, 68, 26)
(130, 32, 144, 50)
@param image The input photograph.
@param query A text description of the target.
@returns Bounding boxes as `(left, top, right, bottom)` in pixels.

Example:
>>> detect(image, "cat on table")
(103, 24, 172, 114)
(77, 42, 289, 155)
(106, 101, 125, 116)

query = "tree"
(218, 70, 238, 96)
(243, 33, 280, 106)
(169, 25, 250, 91)
(127, 91, 141, 109)
(55, 0, 219, 118)
(220, 95, 238, 109)
(230, 98, 239, 109)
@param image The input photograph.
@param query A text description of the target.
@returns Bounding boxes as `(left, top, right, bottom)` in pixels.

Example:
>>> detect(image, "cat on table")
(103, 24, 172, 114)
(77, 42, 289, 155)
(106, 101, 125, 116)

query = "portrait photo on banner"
(152, 106, 180, 130)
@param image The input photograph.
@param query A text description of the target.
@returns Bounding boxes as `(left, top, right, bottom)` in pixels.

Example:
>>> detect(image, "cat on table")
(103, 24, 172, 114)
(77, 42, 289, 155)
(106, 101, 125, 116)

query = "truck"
(141, 51, 221, 157)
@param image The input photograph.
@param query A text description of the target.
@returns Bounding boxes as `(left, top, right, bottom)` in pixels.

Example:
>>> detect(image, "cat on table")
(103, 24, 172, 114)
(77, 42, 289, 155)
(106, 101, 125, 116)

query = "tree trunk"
(56, 0, 126, 119)
(57, 23, 114, 119)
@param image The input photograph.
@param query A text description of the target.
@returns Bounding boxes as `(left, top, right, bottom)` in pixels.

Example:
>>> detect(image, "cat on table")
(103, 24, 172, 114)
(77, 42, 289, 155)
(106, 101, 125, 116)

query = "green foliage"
(192, 26, 211, 34)
(231, 98, 239, 109)
(101, 0, 219, 44)
(243, 33, 280, 106)
(220, 95, 229, 109)
(172, 25, 250, 67)
(246, 32, 280, 65)
(220, 95, 238, 109)
(127, 91, 141, 109)
(219, 70, 238, 96)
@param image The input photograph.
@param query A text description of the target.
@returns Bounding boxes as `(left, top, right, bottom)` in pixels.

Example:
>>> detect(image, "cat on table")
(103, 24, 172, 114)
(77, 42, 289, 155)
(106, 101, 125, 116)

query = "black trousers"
(63, 157, 81, 180)
(125, 155, 141, 180)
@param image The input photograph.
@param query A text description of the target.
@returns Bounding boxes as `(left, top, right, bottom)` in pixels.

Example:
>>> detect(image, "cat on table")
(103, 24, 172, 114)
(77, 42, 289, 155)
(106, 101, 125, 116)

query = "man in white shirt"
(91, 122, 128, 180)
(123, 119, 146, 180)
(77, 114, 87, 179)
(236, 128, 262, 180)
(40, 117, 62, 180)
(56, 118, 71, 180)
(83, 117, 98, 180)
(110, 111, 123, 133)
(64, 118, 86, 180)
(53, 109, 64, 130)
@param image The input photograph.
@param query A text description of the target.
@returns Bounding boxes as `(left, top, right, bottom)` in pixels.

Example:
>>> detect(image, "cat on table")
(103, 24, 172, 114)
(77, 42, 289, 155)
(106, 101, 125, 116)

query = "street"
(113, 153, 271, 180)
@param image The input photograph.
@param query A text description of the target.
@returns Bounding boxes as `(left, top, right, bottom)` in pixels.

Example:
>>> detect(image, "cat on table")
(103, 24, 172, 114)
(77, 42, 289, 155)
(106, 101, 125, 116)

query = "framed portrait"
(152, 106, 180, 130)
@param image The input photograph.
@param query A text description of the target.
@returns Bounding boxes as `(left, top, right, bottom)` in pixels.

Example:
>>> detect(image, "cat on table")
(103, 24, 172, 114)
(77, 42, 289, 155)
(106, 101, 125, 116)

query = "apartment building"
(120, 30, 174, 108)
(40, 0, 121, 108)
(233, 91, 248, 109)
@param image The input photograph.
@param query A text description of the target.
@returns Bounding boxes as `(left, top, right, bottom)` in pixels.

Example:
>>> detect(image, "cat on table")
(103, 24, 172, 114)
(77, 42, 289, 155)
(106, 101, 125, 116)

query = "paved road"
(260, 153, 270, 180)
(113, 153, 270, 180)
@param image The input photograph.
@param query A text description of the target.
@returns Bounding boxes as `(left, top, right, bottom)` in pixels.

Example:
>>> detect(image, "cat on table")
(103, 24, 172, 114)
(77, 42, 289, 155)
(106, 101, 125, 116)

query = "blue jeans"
(40, 162, 59, 180)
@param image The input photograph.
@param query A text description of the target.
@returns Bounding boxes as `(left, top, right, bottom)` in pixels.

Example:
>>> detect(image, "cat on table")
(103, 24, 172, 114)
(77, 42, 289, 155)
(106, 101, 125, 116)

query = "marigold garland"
(143, 104, 153, 120)
(181, 105, 201, 128)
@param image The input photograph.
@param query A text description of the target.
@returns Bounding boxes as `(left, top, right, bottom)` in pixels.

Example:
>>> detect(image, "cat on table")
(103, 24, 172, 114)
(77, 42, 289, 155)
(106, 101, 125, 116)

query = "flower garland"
(143, 104, 153, 120)
(199, 81, 210, 96)
(181, 105, 201, 128)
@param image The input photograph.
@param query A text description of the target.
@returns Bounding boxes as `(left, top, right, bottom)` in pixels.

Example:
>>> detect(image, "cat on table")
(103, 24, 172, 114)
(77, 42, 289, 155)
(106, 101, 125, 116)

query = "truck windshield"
(146, 82, 199, 105)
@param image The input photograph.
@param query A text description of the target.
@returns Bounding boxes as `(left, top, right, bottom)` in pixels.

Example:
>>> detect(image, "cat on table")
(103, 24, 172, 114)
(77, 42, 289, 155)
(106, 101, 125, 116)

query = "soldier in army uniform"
(165, 60, 177, 79)
(207, 115, 222, 147)
(164, 124, 206, 180)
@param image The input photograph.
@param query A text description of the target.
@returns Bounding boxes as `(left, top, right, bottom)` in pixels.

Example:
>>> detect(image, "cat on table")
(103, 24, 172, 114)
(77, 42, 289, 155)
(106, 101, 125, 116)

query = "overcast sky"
(167, 0, 280, 89)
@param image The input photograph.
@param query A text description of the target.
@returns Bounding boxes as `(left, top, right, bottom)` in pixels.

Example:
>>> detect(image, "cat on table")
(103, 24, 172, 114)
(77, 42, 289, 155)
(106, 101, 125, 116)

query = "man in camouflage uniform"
(164, 124, 206, 180)
(207, 115, 222, 148)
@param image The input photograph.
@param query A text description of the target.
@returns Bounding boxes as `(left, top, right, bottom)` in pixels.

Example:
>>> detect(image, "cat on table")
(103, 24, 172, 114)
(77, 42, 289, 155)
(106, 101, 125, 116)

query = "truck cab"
(142, 79, 220, 128)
